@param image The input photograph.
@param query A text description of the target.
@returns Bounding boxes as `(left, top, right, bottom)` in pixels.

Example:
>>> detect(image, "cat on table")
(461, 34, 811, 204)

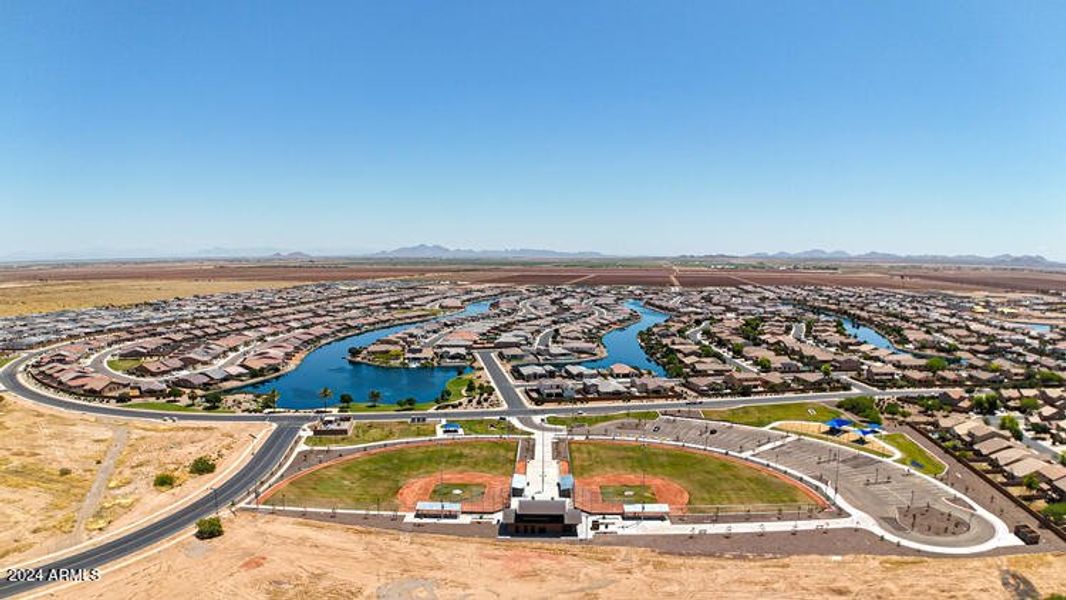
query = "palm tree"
(339, 393, 353, 407)
(260, 389, 279, 410)
(318, 387, 333, 409)
(368, 389, 381, 407)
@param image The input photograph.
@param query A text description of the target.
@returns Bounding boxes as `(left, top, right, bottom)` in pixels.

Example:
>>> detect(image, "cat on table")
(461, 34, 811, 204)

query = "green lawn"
(304, 421, 437, 447)
(546, 410, 660, 429)
(123, 402, 204, 412)
(445, 375, 475, 399)
(702, 403, 841, 427)
(569, 442, 811, 506)
(106, 358, 143, 372)
(882, 432, 946, 476)
(270, 440, 517, 510)
(600, 484, 657, 504)
(450, 418, 526, 436)
(0, 354, 16, 369)
(430, 483, 485, 502)
(341, 401, 438, 413)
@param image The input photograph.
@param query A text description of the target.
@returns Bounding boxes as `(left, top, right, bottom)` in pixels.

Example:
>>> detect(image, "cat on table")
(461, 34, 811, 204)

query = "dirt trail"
(70, 426, 129, 542)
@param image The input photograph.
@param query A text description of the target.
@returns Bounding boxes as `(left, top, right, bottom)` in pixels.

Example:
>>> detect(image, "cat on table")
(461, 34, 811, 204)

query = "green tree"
(367, 389, 381, 407)
(154, 473, 176, 488)
(1022, 473, 1040, 491)
(203, 392, 223, 410)
(973, 394, 999, 415)
(820, 363, 833, 377)
(837, 396, 882, 424)
(195, 516, 224, 540)
(999, 414, 1023, 441)
(925, 357, 948, 372)
(259, 389, 279, 410)
(1019, 397, 1041, 414)
(756, 357, 771, 371)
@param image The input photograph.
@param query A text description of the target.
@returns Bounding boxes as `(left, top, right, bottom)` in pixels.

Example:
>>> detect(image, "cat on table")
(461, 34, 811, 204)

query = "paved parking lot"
(587, 415, 1001, 550)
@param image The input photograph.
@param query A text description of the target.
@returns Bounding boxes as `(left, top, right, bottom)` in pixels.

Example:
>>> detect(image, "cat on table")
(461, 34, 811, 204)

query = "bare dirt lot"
(55, 512, 1066, 599)
(0, 394, 265, 565)
(0, 280, 307, 317)
(0, 261, 1062, 316)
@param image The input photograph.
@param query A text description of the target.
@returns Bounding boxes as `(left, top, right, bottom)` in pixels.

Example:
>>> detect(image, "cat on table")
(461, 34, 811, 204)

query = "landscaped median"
(304, 421, 438, 447)
(546, 410, 659, 429)
(701, 402, 841, 427)
(881, 432, 946, 476)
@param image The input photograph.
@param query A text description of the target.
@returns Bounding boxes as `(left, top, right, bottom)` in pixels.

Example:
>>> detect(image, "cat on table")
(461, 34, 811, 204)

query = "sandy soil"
(0, 395, 113, 561)
(0, 393, 266, 565)
(1, 261, 1063, 298)
(0, 279, 305, 317)
(92, 420, 269, 535)
(53, 512, 1066, 599)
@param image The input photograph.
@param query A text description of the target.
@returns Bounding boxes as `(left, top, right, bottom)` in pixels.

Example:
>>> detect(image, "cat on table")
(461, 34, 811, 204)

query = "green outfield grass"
(882, 432, 947, 476)
(702, 402, 841, 427)
(304, 421, 437, 447)
(546, 410, 659, 429)
(569, 441, 811, 506)
(270, 440, 517, 510)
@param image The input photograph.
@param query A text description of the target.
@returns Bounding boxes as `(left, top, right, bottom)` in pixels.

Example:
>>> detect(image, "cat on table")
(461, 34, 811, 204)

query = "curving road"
(0, 345, 955, 597)
(0, 420, 302, 598)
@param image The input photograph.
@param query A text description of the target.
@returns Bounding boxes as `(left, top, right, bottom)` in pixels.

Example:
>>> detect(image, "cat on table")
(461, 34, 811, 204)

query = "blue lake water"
(840, 317, 906, 354)
(239, 301, 490, 409)
(575, 300, 669, 376)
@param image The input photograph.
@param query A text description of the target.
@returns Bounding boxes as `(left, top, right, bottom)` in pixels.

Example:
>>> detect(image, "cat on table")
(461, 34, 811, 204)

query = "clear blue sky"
(2, 1, 1064, 259)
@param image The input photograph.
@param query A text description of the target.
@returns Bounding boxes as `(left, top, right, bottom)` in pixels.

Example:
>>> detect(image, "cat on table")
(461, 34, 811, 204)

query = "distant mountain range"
(370, 245, 1060, 267)
(735, 250, 1059, 267)
(1, 245, 1060, 268)
(370, 244, 605, 259)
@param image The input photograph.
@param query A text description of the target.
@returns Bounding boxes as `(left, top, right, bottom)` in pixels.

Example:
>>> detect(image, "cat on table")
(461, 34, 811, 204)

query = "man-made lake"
(575, 300, 669, 376)
(840, 317, 907, 354)
(239, 301, 490, 409)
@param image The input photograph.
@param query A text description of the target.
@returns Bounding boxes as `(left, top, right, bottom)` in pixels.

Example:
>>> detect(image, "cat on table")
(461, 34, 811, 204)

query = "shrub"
(189, 456, 217, 475)
(1041, 503, 1066, 524)
(58, 467, 72, 477)
(195, 516, 223, 540)
(154, 472, 176, 488)
(837, 396, 882, 424)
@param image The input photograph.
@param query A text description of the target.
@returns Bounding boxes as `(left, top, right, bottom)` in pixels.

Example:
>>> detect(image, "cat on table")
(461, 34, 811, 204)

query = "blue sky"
(2, 1, 1064, 259)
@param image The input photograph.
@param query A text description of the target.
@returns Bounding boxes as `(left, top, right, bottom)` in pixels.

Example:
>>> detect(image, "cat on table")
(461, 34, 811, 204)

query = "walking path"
(511, 417, 563, 499)
(71, 425, 129, 542)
